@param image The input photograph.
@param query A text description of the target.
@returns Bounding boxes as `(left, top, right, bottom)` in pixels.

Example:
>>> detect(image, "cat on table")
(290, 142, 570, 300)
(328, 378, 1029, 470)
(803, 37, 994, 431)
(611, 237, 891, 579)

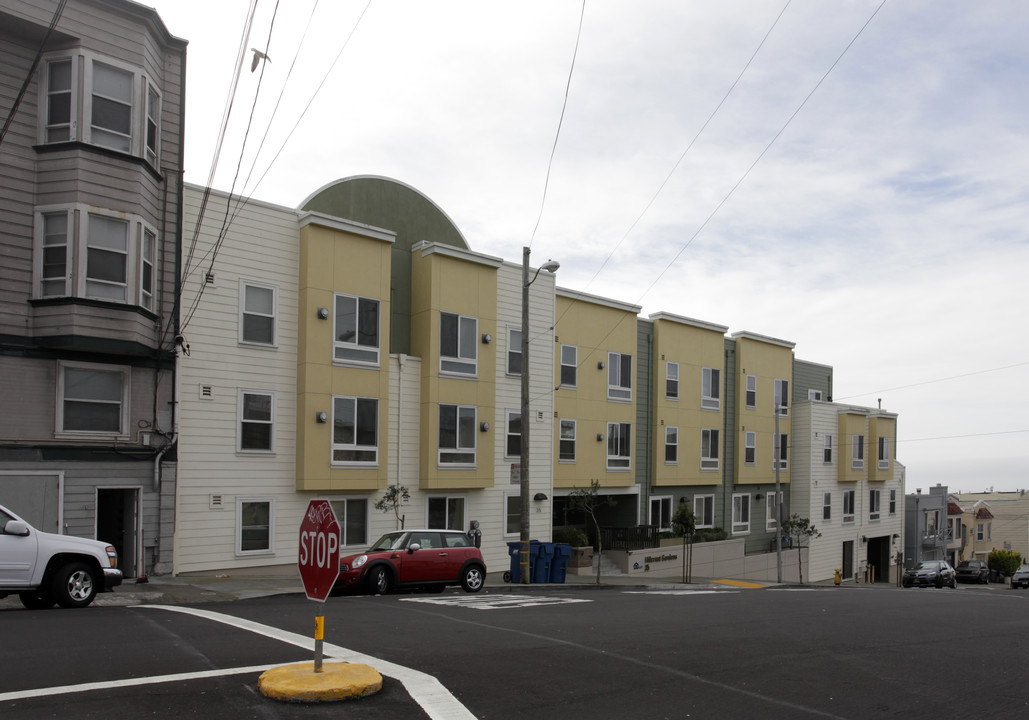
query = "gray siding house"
(0, 0, 186, 577)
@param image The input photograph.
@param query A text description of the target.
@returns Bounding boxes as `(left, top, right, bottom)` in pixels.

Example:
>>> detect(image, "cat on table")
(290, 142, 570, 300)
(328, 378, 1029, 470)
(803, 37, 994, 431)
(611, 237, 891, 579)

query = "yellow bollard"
(834, 568, 841, 586)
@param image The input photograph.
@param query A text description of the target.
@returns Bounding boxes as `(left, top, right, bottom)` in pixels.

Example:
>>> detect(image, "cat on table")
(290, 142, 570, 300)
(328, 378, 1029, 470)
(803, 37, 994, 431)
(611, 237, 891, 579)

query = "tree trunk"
(796, 544, 804, 584)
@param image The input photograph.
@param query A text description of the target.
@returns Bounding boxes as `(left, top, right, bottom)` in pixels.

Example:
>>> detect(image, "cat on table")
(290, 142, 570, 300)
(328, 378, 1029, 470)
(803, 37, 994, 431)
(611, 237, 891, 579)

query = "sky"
(146, 0, 1028, 495)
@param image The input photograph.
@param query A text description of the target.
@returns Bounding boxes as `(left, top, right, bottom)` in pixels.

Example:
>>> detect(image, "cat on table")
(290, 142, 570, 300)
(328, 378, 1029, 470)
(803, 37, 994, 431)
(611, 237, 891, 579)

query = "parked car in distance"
(902, 560, 957, 589)
(1011, 564, 1029, 589)
(334, 529, 486, 596)
(955, 560, 989, 584)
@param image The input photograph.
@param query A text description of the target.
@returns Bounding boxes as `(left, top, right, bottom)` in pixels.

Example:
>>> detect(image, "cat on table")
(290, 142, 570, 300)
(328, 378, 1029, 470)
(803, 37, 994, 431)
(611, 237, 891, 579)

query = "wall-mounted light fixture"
(317, 307, 329, 319)
(755, 494, 763, 501)
(315, 411, 328, 423)
(480, 421, 490, 432)
(597, 360, 605, 369)
(482, 333, 492, 344)
(596, 433, 605, 441)
(534, 493, 548, 502)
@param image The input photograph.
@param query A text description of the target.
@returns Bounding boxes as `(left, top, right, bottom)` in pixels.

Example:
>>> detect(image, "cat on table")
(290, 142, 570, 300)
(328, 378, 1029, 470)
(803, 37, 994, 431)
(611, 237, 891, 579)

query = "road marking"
(0, 605, 476, 720)
(402, 595, 593, 610)
(713, 579, 769, 589)
(623, 590, 740, 596)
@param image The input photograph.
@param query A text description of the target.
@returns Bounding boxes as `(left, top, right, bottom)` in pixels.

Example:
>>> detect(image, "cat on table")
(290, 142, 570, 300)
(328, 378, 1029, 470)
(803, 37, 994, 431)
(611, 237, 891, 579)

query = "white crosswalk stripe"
(623, 590, 740, 596)
(401, 595, 593, 610)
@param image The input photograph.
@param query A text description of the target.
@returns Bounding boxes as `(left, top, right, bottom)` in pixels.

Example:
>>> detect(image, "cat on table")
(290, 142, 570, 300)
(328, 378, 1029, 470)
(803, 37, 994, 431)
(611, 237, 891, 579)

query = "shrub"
(693, 527, 728, 543)
(987, 548, 1022, 576)
(554, 528, 590, 547)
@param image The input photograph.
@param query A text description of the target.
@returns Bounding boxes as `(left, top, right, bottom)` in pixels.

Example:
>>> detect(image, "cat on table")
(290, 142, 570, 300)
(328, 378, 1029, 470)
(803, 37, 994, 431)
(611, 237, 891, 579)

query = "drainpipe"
(395, 353, 406, 530)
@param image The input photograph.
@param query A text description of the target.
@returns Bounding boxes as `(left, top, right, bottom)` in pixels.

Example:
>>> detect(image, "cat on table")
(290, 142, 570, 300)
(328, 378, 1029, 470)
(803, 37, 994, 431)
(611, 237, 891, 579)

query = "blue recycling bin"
(550, 543, 572, 583)
(506, 540, 541, 583)
(534, 542, 555, 583)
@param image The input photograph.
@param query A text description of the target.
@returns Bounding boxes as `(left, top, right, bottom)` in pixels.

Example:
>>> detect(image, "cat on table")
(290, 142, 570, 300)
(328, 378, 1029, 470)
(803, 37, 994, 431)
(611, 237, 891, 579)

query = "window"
(878, 436, 890, 470)
(507, 327, 522, 374)
(951, 518, 961, 541)
(559, 419, 576, 462)
(237, 498, 273, 555)
(869, 489, 881, 521)
(976, 523, 985, 541)
(702, 367, 720, 410)
(808, 389, 823, 401)
(664, 426, 678, 464)
(41, 53, 160, 164)
(34, 205, 157, 308)
(823, 492, 832, 521)
(440, 312, 477, 375)
(666, 362, 679, 399)
(843, 490, 855, 523)
(732, 494, 751, 534)
(774, 379, 789, 416)
(823, 434, 833, 464)
(650, 496, 673, 531)
(694, 495, 714, 528)
(560, 344, 577, 387)
(607, 422, 631, 470)
(926, 511, 939, 537)
(701, 428, 719, 470)
(505, 495, 522, 535)
(745, 431, 756, 465)
(775, 433, 788, 470)
(852, 435, 865, 470)
(608, 352, 632, 400)
(506, 411, 521, 458)
(745, 374, 757, 408)
(58, 361, 129, 437)
(240, 281, 276, 345)
(889, 489, 897, 515)
(334, 293, 380, 365)
(239, 390, 274, 452)
(332, 396, 378, 465)
(766, 491, 782, 532)
(439, 405, 476, 465)
(428, 497, 465, 531)
(329, 498, 368, 547)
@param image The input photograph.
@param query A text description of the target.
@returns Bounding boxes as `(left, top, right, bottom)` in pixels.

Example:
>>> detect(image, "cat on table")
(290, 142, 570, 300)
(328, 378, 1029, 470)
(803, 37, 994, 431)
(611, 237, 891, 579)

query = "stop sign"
(298, 499, 340, 601)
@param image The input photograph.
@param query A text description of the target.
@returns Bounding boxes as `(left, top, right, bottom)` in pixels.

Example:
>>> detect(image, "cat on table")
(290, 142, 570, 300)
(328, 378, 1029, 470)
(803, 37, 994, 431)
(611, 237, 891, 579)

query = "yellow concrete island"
(259, 662, 383, 703)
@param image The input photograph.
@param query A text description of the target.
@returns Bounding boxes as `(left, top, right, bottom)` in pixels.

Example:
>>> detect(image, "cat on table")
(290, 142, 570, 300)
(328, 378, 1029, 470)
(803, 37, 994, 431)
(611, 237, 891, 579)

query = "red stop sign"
(298, 499, 340, 601)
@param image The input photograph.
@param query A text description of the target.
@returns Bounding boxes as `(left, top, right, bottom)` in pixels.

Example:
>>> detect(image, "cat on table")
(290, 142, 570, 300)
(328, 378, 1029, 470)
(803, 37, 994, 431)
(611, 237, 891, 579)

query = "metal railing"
(598, 525, 661, 551)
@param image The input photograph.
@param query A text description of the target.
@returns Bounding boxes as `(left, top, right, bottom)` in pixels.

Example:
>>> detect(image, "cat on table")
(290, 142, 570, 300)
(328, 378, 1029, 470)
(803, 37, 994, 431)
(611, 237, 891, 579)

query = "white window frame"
(745, 431, 756, 465)
(650, 496, 673, 531)
(889, 489, 897, 515)
(607, 421, 631, 470)
(766, 491, 783, 532)
(775, 433, 788, 471)
(878, 436, 890, 470)
(140, 226, 155, 311)
(666, 361, 679, 400)
(774, 378, 789, 416)
(560, 344, 577, 388)
(439, 404, 476, 466)
(239, 279, 277, 346)
(44, 57, 74, 143)
(440, 312, 478, 376)
(144, 81, 160, 166)
(745, 374, 757, 408)
(701, 428, 719, 471)
(664, 426, 678, 464)
(505, 410, 521, 459)
(329, 498, 369, 548)
(56, 360, 131, 439)
(331, 396, 379, 466)
(334, 292, 380, 367)
(504, 494, 522, 536)
(694, 495, 714, 529)
(238, 389, 275, 453)
(701, 367, 720, 410)
(808, 389, 823, 401)
(732, 493, 751, 535)
(607, 352, 632, 401)
(823, 434, 833, 464)
(236, 496, 275, 556)
(823, 492, 832, 521)
(852, 435, 865, 470)
(507, 327, 522, 375)
(869, 488, 881, 521)
(976, 523, 985, 541)
(83, 210, 129, 303)
(843, 490, 856, 523)
(559, 419, 576, 462)
(427, 496, 466, 531)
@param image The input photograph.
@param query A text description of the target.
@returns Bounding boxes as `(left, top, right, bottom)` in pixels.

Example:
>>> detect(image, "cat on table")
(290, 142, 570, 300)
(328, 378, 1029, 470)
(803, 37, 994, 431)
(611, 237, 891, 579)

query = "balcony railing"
(598, 525, 661, 551)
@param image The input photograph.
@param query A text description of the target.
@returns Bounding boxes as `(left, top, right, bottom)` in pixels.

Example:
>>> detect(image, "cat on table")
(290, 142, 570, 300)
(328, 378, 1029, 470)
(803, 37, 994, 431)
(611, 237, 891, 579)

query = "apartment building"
(0, 0, 185, 577)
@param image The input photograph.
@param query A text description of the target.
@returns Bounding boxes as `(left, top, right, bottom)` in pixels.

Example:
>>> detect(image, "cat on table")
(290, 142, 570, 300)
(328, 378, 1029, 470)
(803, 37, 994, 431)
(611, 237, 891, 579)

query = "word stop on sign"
(299, 530, 339, 568)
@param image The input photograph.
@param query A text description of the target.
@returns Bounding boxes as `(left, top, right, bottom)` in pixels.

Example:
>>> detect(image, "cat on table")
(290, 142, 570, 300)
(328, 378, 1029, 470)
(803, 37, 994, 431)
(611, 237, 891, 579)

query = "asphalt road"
(2, 582, 1026, 719)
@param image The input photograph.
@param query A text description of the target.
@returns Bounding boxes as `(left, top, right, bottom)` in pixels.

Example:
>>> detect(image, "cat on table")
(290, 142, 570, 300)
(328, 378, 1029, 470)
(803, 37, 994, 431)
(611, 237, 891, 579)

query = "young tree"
(780, 514, 821, 584)
(374, 485, 410, 530)
(672, 499, 696, 583)
(569, 479, 615, 584)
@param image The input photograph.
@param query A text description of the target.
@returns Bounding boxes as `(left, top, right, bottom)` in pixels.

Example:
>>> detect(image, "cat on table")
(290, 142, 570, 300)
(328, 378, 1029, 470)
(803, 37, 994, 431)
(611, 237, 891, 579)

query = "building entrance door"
(97, 488, 141, 579)
(842, 540, 854, 581)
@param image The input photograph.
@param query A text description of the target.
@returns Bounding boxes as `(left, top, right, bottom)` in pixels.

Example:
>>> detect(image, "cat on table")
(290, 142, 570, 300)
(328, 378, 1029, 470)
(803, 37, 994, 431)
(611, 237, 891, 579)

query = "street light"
(520, 247, 559, 584)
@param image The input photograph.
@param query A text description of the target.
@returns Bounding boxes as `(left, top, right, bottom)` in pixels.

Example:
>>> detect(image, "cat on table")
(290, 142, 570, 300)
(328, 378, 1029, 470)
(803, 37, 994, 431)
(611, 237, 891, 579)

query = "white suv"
(0, 503, 122, 609)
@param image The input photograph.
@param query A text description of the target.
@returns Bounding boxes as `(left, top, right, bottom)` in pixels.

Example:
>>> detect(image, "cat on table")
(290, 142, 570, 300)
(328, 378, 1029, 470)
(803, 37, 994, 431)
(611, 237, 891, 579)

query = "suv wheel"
(52, 562, 99, 608)
(461, 565, 484, 593)
(367, 566, 392, 595)
(19, 590, 57, 610)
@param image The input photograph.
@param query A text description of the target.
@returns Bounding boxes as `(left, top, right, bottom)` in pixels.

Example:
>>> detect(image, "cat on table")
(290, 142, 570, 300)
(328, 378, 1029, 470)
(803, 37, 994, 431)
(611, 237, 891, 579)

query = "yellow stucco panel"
(837, 411, 869, 483)
(733, 334, 794, 486)
(869, 415, 896, 481)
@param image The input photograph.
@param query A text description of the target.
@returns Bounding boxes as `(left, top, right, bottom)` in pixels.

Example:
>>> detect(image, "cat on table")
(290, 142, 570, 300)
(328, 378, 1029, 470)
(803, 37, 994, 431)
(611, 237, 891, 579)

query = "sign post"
(298, 499, 341, 672)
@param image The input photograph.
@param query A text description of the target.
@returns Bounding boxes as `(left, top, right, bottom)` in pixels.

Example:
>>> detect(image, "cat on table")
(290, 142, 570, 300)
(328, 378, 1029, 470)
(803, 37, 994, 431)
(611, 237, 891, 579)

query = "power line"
(900, 429, 1029, 444)
(834, 361, 1029, 401)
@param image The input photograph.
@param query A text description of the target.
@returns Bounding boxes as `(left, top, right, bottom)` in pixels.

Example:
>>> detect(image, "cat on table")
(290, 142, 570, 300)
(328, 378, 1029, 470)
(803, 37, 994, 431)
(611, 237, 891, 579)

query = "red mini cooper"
(335, 529, 486, 595)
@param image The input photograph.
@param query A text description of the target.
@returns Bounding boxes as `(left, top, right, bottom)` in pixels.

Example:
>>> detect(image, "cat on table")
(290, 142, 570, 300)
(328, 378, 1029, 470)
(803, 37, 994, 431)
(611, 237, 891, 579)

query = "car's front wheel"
(19, 590, 56, 610)
(52, 562, 99, 608)
(461, 565, 484, 593)
(366, 566, 392, 595)
(949, 576, 957, 589)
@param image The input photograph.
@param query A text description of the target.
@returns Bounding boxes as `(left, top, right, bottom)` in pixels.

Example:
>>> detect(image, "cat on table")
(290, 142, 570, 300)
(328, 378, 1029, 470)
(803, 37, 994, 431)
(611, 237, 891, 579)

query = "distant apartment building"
(0, 0, 185, 577)
(951, 490, 1028, 563)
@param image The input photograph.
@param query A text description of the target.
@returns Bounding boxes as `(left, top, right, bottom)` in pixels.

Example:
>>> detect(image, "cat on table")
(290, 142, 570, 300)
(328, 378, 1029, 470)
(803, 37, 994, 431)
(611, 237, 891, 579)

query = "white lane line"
(141, 605, 476, 720)
(402, 595, 592, 609)
(623, 590, 740, 596)
(0, 665, 278, 702)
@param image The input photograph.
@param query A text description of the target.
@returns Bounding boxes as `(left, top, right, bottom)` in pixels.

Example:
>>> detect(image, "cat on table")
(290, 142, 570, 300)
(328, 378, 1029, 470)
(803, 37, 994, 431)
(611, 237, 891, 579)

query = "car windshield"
(368, 532, 407, 551)
(915, 562, 943, 571)
(1017, 565, 1029, 573)
(957, 562, 975, 568)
